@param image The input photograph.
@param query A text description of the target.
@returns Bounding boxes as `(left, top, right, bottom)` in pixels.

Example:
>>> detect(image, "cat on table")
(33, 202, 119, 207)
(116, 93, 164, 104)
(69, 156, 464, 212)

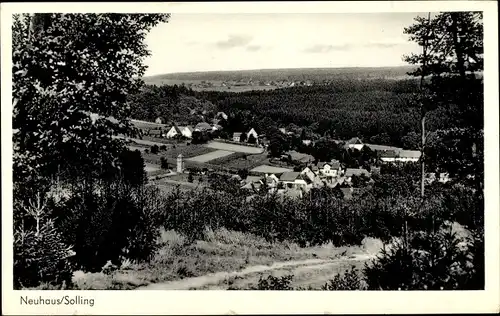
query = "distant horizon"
(143, 13, 423, 76)
(144, 65, 416, 78)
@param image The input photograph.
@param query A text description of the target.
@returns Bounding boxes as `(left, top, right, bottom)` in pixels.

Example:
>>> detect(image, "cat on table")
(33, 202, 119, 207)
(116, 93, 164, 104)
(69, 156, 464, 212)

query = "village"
(124, 112, 450, 200)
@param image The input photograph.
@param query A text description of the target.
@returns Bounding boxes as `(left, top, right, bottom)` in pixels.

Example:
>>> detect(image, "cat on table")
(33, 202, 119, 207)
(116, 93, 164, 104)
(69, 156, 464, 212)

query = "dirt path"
(136, 254, 374, 290)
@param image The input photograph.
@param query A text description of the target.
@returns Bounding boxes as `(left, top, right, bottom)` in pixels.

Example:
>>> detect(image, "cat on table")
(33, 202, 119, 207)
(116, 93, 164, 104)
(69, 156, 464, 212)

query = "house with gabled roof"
(279, 172, 308, 190)
(380, 149, 420, 163)
(246, 127, 259, 142)
(317, 160, 342, 177)
(344, 137, 365, 151)
(233, 132, 242, 142)
(345, 168, 371, 183)
(166, 125, 193, 139)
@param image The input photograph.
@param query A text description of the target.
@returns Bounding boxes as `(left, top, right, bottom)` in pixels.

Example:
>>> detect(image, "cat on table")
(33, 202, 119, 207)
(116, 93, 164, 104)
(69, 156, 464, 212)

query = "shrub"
(160, 157, 169, 169)
(322, 266, 365, 290)
(13, 193, 74, 289)
(150, 145, 159, 154)
(364, 223, 482, 290)
(254, 275, 294, 290)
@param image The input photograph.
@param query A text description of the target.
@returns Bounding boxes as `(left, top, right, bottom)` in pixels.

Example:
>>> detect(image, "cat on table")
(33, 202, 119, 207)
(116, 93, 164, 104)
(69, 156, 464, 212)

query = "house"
(166, 125, 193, 139)
(233, 132, 242, 142)
(380, 150, 421, 163)
(279, 172, 308, 190)
(246, 128, 259, 142)
(180, 126, 194, 138)
(195, 122, 212, 132)
(300, 167, 317, 183)
(317, 160, 342, 177)
(279, 128, 287, 134)
(345, 168, 371, 183)
(439, 172, 451, 183)
(302, 140, 313, 146)
(365, 143, 402, 152)
(241, 176, 264, 191)
(155, 117, 163, 124)
(344, 137, 365, 151)
(149, 129, 164, 138)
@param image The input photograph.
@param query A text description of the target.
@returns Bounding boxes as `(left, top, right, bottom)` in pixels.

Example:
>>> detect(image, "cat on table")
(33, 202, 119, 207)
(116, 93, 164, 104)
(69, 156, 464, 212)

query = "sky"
(143, 13, 427, 76)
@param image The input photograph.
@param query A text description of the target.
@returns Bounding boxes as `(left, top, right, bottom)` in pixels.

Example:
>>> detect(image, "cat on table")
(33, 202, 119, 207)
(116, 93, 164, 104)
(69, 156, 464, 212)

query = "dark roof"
(279, 171, 302, 182)
(195, 122, 212, 130)
(345, 168, 370, 177)
(365, 143, 402, 152)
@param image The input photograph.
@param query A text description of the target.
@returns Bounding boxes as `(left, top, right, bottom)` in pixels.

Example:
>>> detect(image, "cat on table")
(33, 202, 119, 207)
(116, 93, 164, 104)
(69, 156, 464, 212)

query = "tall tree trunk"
(449, 13, 467, 79)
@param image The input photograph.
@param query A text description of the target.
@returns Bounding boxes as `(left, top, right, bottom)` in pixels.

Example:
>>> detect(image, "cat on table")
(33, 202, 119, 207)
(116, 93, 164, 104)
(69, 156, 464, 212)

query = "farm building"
(365, 143, 402, 152)
(195, 122, 212, 132)
(345, 168, 371, 183)
(380, 149, 421, 163)
(241, 176, 264, 191)
(344, 137, 365, 151)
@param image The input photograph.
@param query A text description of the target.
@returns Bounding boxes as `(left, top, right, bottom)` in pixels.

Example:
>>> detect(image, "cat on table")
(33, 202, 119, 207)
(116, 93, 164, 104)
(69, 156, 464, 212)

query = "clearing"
(187, 150, 235, 163)
(206, 141, 264, 154)
(250, 164, 293, 174)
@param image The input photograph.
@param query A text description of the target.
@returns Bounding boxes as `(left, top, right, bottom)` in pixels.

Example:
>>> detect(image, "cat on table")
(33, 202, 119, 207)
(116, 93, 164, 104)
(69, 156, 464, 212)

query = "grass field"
(250, 164, 293, 174)
(205, 141, 264, 154)
(187, 150, 235, 163)
(70, 228, 379, 290)
(131, 119, 166, 129)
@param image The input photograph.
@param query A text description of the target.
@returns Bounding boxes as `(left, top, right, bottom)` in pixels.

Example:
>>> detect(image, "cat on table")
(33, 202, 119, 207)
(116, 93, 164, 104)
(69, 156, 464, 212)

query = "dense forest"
(128, 78, 465, 149)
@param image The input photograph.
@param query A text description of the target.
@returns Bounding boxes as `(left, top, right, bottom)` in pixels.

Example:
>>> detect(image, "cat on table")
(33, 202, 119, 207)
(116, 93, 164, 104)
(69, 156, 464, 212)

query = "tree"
(248, 134, 257, 144)
(160, 157, 169, 170)
(268, 128, 289, 158)
(239, 132, 248, 143)
(12, 13, 170, 185)
(150, 145, 159, 154)
(403, 12, 483, 197)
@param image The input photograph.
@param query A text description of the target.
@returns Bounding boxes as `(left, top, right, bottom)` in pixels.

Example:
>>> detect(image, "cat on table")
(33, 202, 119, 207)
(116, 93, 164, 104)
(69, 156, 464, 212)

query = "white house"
(300, 167, 317, 183)
(246, 128, 259, 142)
(166, 125, 193, 139)
(317, 161, 342, 177)
(233, 132, 242, 142)
(344, 137, 365, 151)
(279, 172, 308, 191)
(155, 117, 163, 124)
(380, 149, 421, 163)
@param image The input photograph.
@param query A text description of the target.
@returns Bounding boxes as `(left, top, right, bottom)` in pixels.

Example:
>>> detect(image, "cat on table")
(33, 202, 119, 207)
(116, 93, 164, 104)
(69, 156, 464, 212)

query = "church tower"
(176, 154, 184, 173)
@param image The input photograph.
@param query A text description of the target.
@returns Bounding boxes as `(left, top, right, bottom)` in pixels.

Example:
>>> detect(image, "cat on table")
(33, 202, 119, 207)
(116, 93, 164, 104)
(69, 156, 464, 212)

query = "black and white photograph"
(2, 1, 499, 314)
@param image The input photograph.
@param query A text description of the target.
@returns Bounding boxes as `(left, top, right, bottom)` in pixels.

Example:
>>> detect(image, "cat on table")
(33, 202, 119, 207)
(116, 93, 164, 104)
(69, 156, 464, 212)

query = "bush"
(160, 157, 169, 169)
(150, 145, 159, 154)
(364, 223, 482, 290)
(254, 275, 294, 290)
(322, 266, 365, 290)
(13, 193, 74, 289)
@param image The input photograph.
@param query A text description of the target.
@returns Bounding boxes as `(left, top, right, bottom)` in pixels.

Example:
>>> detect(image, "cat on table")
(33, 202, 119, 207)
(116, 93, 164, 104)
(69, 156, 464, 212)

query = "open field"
(131, 119, 166, 129)
(206, 141, 264, 154)
(144, 163, 161, 173)
(187, 150, 235, 163)
(250, 164, 294, 174)
(211, 152, 270, 170)
(70, 229, 379, 290)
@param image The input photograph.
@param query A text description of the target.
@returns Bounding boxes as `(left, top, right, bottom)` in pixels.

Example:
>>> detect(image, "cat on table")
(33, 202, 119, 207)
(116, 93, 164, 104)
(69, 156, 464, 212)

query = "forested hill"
(144, 66, 416, 83)
(128, 77, 457, 149)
